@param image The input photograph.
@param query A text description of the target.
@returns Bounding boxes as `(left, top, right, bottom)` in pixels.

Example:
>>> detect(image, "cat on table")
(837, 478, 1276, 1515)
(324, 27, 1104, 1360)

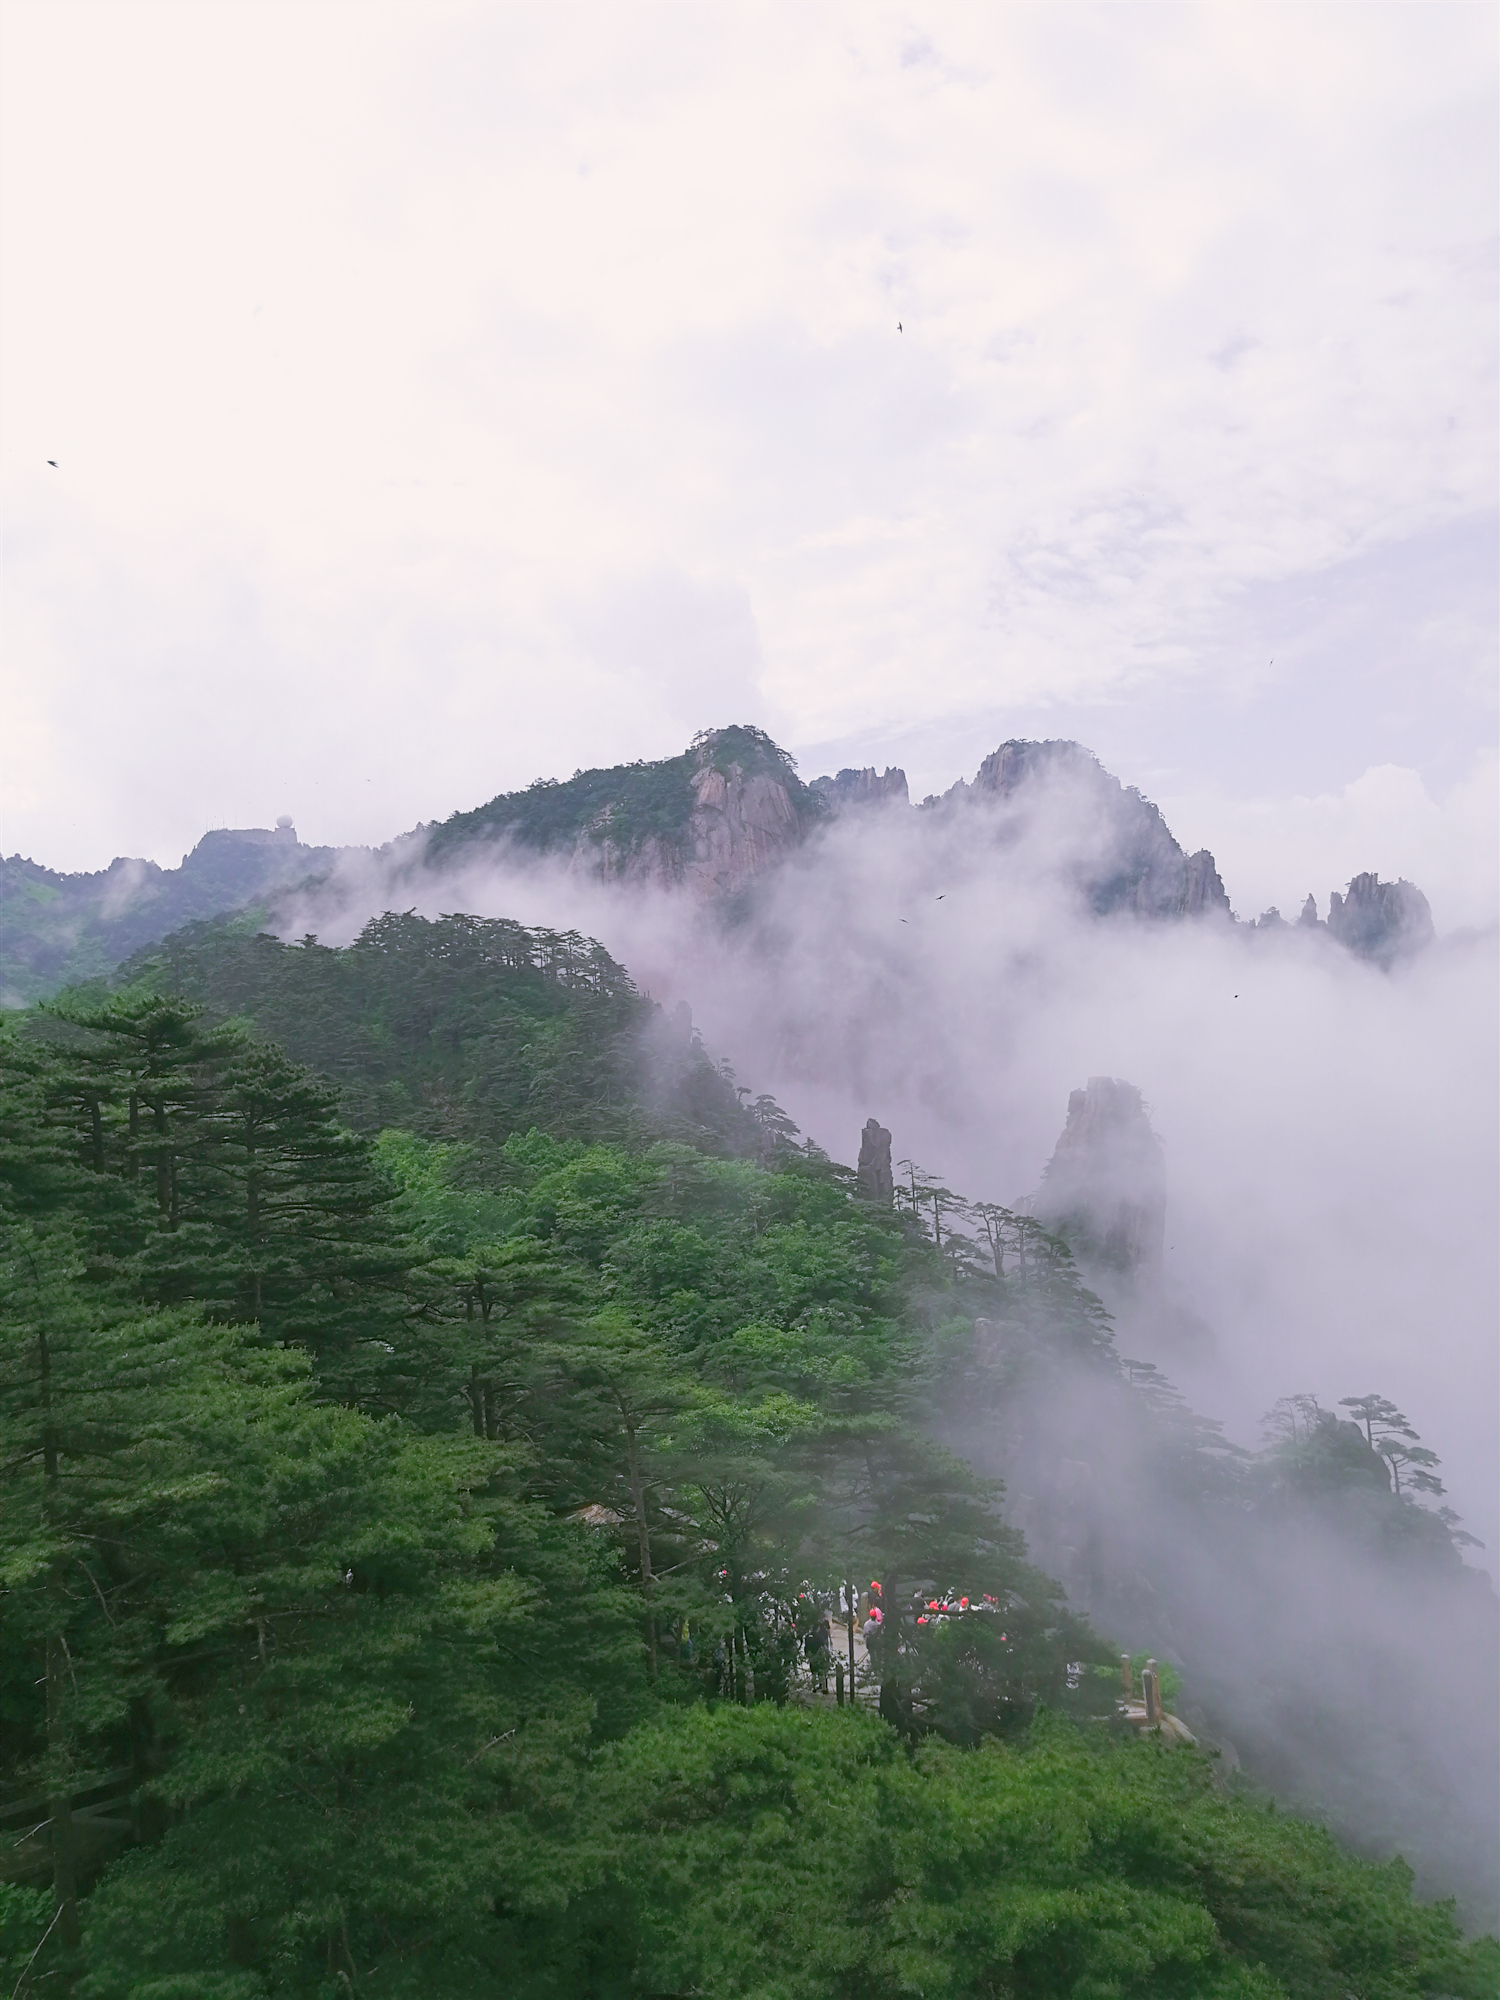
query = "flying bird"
(936, 894, 944, 901)
(46, 459, 57, 467)
(897, 322, 902, 332)
(899, 918, 908, 925)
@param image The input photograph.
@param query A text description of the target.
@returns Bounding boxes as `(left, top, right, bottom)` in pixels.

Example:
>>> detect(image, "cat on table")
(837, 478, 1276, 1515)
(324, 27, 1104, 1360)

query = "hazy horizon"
(3, 3, 1495, 931)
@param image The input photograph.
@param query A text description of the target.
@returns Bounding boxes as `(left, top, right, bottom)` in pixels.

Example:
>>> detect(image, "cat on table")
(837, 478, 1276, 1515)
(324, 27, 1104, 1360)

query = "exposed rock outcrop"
(810, 766, 910, 811)
(1287, 878, 1435, 965)
(1327, 873, 1435, 967)
(422, 725, 826, 902)
(1181, 848, 1231, 916)
(1034, 1077, 1166, 1277)
(934, 740, 1234, 922)
(6, 726, 1442, 1001)
(856, 1117, 894, 1205)
(596, 754, 807, 899)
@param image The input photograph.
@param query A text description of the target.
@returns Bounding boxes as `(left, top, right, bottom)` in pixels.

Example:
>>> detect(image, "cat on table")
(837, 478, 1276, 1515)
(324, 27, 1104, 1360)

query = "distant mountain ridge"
(424, 728, 1230, 919)
(933, 738, 1232, 920)
(0, 820, 344, 1004)
(1, 726, 1434, 1000)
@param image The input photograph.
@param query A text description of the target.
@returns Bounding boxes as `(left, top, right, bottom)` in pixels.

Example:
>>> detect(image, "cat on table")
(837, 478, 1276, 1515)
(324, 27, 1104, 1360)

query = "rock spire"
(810, 766, 910, 810)
(857, 1118, 894, 1205)
(1327, 873, 1435, 966)
(1034, 1077, 1165, 1276)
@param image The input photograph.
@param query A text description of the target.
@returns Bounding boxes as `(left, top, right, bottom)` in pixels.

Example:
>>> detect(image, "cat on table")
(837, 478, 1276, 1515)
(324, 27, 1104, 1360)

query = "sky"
(1, 1, 1496, 926)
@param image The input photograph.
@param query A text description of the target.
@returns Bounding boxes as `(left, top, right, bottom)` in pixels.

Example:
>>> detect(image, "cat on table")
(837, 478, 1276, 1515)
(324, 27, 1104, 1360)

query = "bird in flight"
(899, 918, 908, 925)
(897, 322, 902, 332)
(935, 894, 944, 901)
(46, 459, 57, 467)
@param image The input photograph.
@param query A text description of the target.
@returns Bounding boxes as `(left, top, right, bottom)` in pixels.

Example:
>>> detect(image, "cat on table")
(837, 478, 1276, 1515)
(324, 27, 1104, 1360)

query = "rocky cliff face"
(599, 754, 810, 898)
(422, 725, 825, 901)
(1034, 1076, 1167, 1277)
(1030, 1075, 1212, 1360)
(810, 765, 911, 810)
(4, 729, 1441, 1002)
(418, 729, 1441, 962)
(1282, 876, 1436, 967)
(941, 739, 1234, 922)
(1326, 874, 1436, 966)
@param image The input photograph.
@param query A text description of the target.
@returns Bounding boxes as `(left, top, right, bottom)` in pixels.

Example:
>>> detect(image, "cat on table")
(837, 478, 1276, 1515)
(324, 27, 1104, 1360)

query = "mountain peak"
(423, 724, 825, 897)
(1035, 1075, 1167, 1278)
(924, 737, 1233, 922)
(810, 765, 911, 810)
(1, 728, 1440, 1001)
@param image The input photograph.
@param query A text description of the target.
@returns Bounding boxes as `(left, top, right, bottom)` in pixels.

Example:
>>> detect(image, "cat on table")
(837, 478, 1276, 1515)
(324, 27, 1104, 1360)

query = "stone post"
(1143, 1658, 1161, 1726)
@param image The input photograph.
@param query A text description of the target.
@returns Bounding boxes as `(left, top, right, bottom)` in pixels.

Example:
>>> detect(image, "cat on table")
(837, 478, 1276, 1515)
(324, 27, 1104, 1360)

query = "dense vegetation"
(1, 915, 1495, 1997)
(0, 832, 339, 1007)
(422, 724, 827, 868)
(111, 910, 755, 1159)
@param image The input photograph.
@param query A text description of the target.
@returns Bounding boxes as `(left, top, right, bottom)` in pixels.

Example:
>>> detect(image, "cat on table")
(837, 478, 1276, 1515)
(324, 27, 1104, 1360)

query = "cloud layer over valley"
(263, 735, 1498, 1909)
(286, 757, 1499, 1574)
(2, 0, 1496, 1956)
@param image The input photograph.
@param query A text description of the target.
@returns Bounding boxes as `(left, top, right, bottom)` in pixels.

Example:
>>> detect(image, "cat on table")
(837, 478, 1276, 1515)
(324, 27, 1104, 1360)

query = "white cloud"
(280, 785, 1500, 1563)
(0, 1, 1494, 873)
(1157, 752, 1500, 932)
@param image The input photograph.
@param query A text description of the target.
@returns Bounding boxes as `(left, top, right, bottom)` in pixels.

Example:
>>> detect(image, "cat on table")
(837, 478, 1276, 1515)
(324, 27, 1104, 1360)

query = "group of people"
(791, 1580, 1005, 1697)
(796, 1582, 886, 1696)
(801, 1608, 836, 1690)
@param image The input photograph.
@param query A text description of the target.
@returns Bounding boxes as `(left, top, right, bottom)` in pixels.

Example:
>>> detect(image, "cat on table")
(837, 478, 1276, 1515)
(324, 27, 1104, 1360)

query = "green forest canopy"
(1, 912, 1494, 1997)
(422, 724, 827, 867)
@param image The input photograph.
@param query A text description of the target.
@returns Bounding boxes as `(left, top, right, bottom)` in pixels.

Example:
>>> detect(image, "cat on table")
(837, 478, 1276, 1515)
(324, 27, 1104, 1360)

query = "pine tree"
(19, 1001, 424, 1409)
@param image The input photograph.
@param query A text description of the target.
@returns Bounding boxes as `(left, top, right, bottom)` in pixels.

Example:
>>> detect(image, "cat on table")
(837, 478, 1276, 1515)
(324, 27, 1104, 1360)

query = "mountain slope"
(0, 821, 342, 1004)
(932, 738, 1233, 919)
(2, 728, 1436, 1000)
(422, 723, 827, 897)
(114, 910, 758, 1160)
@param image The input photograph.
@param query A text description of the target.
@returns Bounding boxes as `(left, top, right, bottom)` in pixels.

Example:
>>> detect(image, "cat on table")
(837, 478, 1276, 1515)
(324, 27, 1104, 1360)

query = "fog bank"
(293, 794, 1496, 1561)
(277, 775, 1500, 1912)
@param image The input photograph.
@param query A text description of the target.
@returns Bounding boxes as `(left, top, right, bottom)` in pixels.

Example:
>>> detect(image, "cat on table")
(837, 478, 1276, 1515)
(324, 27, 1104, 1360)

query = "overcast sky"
(2, 1, 1495, 923)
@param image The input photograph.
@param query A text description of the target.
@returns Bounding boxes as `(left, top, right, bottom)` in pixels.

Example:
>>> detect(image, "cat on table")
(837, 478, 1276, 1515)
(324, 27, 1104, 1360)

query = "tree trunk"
(154, 1098, 171, 1221)
(875, 1570, 906, 1732)
(246, 1127, 263, 1316)
(620, 1410, 657, 1674)
(38, 1325, 81, 1961)
(46, 1637, 81, 1959)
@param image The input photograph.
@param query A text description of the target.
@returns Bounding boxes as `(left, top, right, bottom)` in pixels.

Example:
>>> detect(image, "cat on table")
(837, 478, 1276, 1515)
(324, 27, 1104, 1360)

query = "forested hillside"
(114, 911, 757, 1156)
(1, 917, 1495, 1997)
(0, 828, 343, 1006)
(421, 722, 827, 873)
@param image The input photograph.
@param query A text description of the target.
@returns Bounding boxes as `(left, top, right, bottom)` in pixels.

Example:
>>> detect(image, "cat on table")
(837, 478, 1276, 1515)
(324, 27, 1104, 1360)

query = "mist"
(291, 783, 1498, 1543)
(278, 759, 1499, 1917)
